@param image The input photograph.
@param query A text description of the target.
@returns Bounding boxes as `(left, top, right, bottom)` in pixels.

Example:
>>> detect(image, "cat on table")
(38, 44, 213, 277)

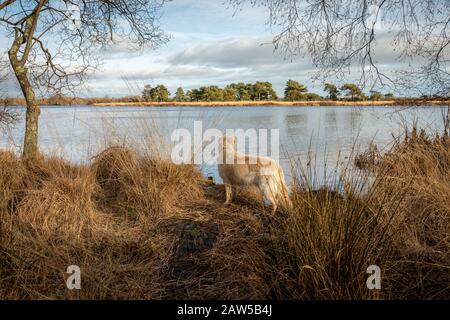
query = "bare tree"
(229, 0, 450, 97)
(0, 0, 169, 156)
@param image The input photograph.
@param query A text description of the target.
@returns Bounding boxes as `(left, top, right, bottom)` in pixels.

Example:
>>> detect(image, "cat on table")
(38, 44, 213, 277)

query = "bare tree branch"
(0, 0, 16, 11)
(229, 0, 450, 97)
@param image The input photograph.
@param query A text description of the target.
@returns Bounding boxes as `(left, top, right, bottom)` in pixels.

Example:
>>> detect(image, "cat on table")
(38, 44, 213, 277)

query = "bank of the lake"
(90, 99, 449, 107)
(2, 97, 449, 107)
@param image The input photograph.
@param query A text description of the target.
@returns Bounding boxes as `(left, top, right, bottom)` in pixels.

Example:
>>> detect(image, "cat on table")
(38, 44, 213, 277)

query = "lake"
(1, 105, 448, 184)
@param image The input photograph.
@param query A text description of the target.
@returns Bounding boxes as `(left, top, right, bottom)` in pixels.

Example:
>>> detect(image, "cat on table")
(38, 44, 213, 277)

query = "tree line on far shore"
(141, 80, 396, 102)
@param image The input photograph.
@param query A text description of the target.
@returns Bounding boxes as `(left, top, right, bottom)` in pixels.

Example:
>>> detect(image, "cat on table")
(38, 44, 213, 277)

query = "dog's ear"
(222, 135, 228, 147)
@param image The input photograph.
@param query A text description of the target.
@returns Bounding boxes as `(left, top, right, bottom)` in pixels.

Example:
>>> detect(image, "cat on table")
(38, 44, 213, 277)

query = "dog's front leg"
(259, 178, 277, 214)
(224, 184, 233, 204)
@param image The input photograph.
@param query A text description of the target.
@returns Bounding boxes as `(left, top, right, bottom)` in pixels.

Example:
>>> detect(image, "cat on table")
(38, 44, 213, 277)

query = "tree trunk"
(22, 99, 40, 157)
(6, 0, 46, 158)
(11, 64, 40, 157)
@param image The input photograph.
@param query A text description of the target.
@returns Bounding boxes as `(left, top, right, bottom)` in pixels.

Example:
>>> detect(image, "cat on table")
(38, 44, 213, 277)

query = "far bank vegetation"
(3, 80, 449, 107)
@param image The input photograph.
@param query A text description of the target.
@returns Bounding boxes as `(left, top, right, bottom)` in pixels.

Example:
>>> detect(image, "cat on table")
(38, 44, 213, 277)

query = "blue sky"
(1, 0, 409, 98)
(87, 0, 297, 97)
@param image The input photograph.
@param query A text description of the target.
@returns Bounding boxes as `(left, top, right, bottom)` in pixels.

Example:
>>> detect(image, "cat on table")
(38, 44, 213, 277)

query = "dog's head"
(220, 135, 237, 150)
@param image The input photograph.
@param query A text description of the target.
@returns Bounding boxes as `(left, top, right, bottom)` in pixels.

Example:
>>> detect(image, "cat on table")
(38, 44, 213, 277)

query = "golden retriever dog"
(217, 135, 291, 213)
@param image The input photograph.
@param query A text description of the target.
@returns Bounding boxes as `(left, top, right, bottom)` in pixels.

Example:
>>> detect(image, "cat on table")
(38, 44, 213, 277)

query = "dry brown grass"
(0, 128, 449, 299)
(371, 128, 450, 299)
(0, 147, 271, 299)
(262, 125, 449, 299)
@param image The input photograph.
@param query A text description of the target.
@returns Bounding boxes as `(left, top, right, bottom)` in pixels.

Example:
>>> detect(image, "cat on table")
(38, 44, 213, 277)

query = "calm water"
(1, 105, 447, 184)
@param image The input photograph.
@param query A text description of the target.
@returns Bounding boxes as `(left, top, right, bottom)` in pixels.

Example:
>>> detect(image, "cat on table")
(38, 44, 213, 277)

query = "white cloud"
(169, 36, 284, 68)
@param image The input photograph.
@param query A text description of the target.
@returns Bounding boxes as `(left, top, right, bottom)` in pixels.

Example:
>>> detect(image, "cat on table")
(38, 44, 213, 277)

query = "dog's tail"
(276, 166, 293, 209)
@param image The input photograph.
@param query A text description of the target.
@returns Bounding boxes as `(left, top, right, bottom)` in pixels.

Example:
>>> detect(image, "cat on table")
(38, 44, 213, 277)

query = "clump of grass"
(264, 158, 401, 299)
(263, 118, 450, 299)
(91, 146, 205, 221)
(372, 126, 450, 299)
(354, 141, 380, 171)
(0, 150, 25, 216)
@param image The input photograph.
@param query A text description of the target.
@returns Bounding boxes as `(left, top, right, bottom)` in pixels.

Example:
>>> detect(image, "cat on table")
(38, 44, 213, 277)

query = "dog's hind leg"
(224, 184, 233, 204)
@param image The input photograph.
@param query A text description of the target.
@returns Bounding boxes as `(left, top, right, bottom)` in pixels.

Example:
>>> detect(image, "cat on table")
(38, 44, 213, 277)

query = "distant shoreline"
(2, 98, 449, 108)
(91, 99, 449, 107)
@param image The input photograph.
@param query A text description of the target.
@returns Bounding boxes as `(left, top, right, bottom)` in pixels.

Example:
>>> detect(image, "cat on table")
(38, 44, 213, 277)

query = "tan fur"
(217, 136, 292, 213)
